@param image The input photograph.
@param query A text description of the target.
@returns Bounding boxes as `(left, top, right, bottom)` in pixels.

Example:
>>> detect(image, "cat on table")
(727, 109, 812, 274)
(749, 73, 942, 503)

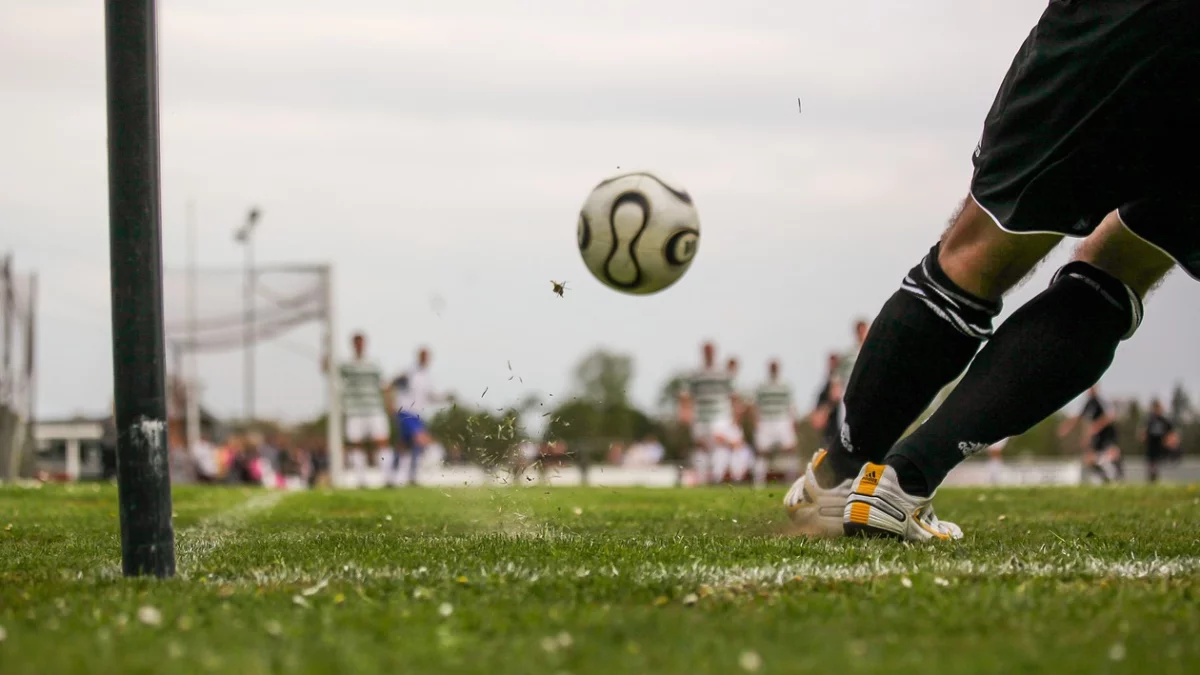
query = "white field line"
(186, 555, 1200, 587)
(176, 491, 288, 569)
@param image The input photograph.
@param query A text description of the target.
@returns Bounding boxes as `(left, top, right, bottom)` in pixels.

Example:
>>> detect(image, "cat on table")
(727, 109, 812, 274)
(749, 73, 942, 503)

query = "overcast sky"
(3, 0, 1197, 424)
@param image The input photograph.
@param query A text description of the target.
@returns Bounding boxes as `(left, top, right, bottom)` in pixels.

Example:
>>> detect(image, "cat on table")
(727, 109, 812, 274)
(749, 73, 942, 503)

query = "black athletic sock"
(887, 262, 1143, 496)
(815, 243, 999, 488)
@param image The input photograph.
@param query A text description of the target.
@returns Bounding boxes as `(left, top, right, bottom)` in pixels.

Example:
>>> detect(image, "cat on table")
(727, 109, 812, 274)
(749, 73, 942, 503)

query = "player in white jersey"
(753, 360, 798, 487)
(725, 356, 754, 483)
(835, 318, 870, 387)
(681, 342, 737, 484)
(388, 347, 443, 487)
(337, 332, 391, 487)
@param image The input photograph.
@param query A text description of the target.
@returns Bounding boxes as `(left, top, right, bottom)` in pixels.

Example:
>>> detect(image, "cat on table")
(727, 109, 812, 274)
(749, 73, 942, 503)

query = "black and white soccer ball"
(576, 172, 700, 295)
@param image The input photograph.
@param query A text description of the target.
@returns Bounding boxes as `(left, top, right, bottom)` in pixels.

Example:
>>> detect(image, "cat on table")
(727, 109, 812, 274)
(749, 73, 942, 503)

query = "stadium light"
(104, 0, 176, 577)
(233, 207, 261, 425)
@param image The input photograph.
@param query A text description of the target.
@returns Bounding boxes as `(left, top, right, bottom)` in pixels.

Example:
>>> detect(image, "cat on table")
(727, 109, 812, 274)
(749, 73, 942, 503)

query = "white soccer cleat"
(842, 462, 963, 541)
(783, 449, 852, 537)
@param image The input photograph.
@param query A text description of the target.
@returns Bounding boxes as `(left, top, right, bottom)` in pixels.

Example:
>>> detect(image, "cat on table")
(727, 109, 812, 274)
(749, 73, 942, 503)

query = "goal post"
(0, 255, 37, 482)
(161, 263, 342, 485)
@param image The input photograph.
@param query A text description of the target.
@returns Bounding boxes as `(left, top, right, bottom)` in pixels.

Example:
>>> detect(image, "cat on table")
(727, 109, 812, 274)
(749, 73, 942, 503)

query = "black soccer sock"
(815, 243, 1001, 488)
(887, 261, 1144, 496)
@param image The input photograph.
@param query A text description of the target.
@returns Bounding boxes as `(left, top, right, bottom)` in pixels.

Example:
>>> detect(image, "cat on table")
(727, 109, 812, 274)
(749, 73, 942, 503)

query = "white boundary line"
(176, 491, 288, 569)
(182, 555, 1200, 586)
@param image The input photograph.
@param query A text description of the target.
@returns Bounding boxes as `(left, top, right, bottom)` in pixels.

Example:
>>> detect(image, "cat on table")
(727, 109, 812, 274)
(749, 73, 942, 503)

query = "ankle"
(814, 446, 863, 489)
(885, 454, 932, 497)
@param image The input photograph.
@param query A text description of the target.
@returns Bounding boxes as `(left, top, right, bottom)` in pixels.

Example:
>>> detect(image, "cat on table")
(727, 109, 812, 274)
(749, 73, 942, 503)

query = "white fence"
(334, 457, 1200, 489)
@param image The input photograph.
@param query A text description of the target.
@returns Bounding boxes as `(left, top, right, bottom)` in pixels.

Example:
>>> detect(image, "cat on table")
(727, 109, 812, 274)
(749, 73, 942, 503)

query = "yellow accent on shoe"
(857, 462, 885, 496)
(847, 501, 871, 525)
(811, 448, 827, 471)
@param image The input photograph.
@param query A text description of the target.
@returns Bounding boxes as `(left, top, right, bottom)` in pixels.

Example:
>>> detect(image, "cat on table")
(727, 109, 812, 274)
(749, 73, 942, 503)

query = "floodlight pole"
(185, 201, 201, 453)
(234, 208, 260, 427)
(105, 0, 175, 577)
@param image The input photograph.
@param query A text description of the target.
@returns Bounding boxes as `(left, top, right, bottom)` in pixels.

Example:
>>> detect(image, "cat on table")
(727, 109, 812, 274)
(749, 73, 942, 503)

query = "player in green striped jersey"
(337, 332, 391, 487)
(753, 360, 797, 486)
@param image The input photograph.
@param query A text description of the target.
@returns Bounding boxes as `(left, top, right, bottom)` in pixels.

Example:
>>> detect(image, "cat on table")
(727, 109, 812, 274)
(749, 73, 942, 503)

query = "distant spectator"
(624, 434, 666, 467)
(607, 441, 625, 465)
(191, 434, 220, 484)
(1141, 399, 1180, 483)
(167, 420, 195, 484)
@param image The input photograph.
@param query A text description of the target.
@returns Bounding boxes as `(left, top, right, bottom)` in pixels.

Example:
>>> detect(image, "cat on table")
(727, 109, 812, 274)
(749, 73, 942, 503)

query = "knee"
(1049, 260, 1143, 340)
(938, 195, 1060, 300)
(1074, 211, 1175, 298)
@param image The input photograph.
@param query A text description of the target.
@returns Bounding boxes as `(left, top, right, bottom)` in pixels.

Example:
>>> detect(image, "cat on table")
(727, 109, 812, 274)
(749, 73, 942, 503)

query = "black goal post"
(105, 0, 176, 577)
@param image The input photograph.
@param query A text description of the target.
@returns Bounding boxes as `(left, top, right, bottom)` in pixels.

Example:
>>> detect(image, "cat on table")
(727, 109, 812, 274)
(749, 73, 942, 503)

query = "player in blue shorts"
(389, 349, 443, 486)
(395, 405, 433, 487)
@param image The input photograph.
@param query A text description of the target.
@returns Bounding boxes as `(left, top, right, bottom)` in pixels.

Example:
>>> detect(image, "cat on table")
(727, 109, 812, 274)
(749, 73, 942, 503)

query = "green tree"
(540, 349, 657, 464)
(573, 349, 635, 406)
(1171, 382, 1192, 426)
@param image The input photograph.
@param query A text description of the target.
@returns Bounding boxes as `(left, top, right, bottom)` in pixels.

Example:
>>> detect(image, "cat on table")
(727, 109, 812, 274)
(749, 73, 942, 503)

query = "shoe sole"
(842, 521, 903, 539)
(842, 494, 907, 539)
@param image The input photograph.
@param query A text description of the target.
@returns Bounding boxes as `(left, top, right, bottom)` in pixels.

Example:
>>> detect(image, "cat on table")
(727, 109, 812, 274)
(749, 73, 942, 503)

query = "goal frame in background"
(0, 255, 37, 482)
(166, 262, 344, 488)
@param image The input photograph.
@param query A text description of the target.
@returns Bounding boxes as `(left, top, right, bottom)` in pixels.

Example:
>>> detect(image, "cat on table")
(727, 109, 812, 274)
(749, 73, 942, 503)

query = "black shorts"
(1091, 427, 1119, 453)
(970, 0, 1200, 278)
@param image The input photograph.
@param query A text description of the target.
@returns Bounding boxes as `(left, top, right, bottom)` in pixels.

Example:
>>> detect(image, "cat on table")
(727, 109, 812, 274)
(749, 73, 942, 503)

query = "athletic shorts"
(396, 410, 427, 448)
(755, 418, 797, 453)
(970, 0, 1200, 278)
(692, 419, 740, 448)
(1145, 444, 1169, 462)
(1091, 428, 1119, 453)
(345, 413, 390, 444)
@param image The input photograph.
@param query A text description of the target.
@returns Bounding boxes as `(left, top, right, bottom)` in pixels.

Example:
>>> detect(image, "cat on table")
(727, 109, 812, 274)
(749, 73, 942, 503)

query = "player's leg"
(343, 416, 370, 488)
(367, 414, 394, 488)
(1146, 449, 1161, 484)
(813, 196, 1060, 492)
(752, 422, 778, 488)
(861, 212, 1175, 539)
(1105, 443, 1124, 482)
(405, 415, 431, 487)
(710, 428, 733, 484)
(690, 423, 711, 485)
(987, 441, 1005, 486)
(724, 422, 751, 483)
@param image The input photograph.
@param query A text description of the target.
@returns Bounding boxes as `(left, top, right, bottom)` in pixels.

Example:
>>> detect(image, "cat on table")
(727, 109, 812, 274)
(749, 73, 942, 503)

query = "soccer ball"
(576, 172, 700, 295)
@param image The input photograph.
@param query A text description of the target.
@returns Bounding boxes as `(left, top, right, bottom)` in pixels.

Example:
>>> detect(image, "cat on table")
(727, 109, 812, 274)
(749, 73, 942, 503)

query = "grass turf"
(1, 483, 1199, 674)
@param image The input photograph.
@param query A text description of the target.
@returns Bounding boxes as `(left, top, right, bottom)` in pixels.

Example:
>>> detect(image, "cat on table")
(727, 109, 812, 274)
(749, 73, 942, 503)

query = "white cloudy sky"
(3, 0, 1196, 423)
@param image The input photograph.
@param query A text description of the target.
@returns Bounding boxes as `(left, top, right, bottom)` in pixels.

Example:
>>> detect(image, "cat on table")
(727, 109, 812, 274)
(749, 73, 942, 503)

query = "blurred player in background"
(753, 359, 797, 487)
(1140, 398, 1179, 483)
(837, 319, 870, 385)
(986, 438, 1008, 485)
(1060, 385, 1122, 483)
(336, 332, 391, 488)
(725, 356, 754, 483)
(389, 346, 443, 487)
(681, 342, 736, 484)
(811, 352, 844, 452)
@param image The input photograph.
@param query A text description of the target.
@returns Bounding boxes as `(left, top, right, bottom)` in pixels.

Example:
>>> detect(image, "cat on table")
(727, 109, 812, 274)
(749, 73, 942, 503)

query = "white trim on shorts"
(969, 192, 1194, 282)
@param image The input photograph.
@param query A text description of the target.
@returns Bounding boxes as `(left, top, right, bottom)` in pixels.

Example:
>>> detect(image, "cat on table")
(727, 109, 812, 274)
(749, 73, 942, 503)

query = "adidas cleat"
(783, 449, 852, 538)
(842, 462, 963, 541)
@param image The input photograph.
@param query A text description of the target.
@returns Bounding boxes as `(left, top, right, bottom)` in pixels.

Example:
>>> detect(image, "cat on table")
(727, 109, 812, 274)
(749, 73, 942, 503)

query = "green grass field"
(2, 483, 1199, 674)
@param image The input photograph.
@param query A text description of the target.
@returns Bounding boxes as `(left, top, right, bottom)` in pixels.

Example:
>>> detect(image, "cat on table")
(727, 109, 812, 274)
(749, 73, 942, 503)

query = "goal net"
(161, 263, 344, 484)
(0, 255, 37, 481)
